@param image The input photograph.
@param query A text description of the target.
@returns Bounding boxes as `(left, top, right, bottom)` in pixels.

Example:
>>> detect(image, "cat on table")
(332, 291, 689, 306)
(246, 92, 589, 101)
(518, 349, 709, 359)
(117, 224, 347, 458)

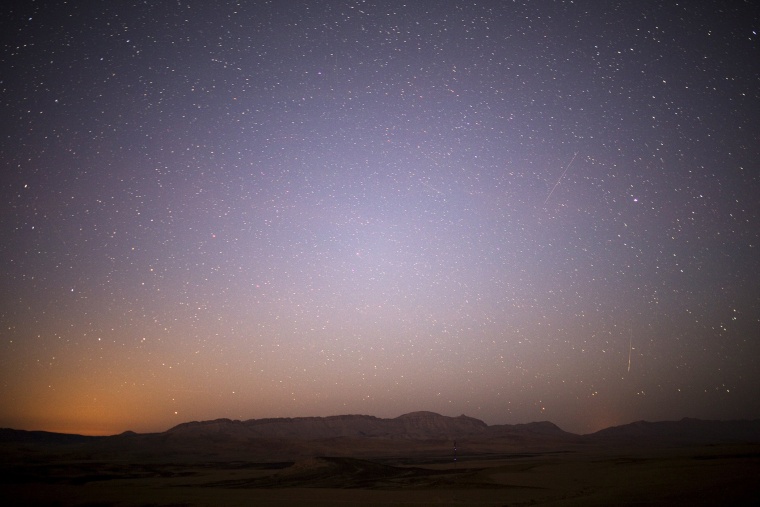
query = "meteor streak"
(544, 152, 578, 206)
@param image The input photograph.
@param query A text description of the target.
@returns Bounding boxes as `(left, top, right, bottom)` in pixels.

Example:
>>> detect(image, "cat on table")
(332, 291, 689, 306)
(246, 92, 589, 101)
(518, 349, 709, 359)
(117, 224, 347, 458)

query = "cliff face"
(390, 411, 488, 438)
(165, 412, 490, 440)
(5, 415, 760, 463)
(163, 411, 591, 444)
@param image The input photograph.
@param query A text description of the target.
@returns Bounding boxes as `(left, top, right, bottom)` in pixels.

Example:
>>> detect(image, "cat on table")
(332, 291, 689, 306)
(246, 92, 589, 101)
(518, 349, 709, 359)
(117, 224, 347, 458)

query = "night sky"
(2, 1, 759, 436)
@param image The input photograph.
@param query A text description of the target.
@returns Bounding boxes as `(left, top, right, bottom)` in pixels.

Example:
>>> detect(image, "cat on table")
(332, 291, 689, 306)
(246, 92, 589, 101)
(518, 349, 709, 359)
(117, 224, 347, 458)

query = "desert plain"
(2, 413, 759, 506)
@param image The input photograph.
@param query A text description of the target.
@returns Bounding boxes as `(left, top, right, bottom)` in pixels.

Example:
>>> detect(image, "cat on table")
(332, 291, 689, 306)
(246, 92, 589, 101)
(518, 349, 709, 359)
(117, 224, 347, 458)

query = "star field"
(1, 1, 759, 435)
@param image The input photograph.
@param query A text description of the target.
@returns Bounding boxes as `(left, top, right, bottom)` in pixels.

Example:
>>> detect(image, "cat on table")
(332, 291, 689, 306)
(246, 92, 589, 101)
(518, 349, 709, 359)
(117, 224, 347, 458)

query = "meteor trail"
(544, 152, 578, 206)
(628, 330, 632, 373)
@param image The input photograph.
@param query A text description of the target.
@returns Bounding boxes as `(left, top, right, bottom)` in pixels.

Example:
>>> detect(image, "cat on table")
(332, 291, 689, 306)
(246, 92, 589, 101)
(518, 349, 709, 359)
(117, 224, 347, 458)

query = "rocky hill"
(4, 413, 759, 462)
(584, 417, 760, 445)
(163, 411, 581, 443)
(166, 411, 491, 440)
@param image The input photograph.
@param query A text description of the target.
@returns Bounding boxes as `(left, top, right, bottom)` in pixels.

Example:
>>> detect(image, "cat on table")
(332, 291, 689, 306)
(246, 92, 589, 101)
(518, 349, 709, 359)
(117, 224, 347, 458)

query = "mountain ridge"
(165, 411, 492, 440)
(585, 417, 760, 444)
(5, 412, 759, 445)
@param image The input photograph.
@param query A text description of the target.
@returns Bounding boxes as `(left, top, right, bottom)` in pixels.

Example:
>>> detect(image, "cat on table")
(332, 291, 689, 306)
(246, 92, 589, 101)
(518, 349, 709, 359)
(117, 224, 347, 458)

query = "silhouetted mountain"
(4, 414, 760, 460)
(393, 411, 488, 437)
(485, 420, 580, 445)
(584, 417, 760, 445)
(0, 428, 99, 445)
(163, 411, 581, 444)
(166, 412, 489, 440)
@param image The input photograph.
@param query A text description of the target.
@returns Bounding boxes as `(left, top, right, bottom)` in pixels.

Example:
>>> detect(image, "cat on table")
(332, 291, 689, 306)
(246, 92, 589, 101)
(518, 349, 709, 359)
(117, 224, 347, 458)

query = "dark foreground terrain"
(2, 443, 759, 506)
(3, 414, 760, 506)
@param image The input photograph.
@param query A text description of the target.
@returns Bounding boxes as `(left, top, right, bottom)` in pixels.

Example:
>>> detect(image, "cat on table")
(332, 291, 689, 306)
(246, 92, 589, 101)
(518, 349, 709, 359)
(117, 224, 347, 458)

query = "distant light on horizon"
(1, 0, 758, 436)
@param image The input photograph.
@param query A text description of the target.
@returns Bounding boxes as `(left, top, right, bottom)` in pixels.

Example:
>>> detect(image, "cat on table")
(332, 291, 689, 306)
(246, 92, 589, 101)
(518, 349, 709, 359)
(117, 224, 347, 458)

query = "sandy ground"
(2, 443, 759, 506)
